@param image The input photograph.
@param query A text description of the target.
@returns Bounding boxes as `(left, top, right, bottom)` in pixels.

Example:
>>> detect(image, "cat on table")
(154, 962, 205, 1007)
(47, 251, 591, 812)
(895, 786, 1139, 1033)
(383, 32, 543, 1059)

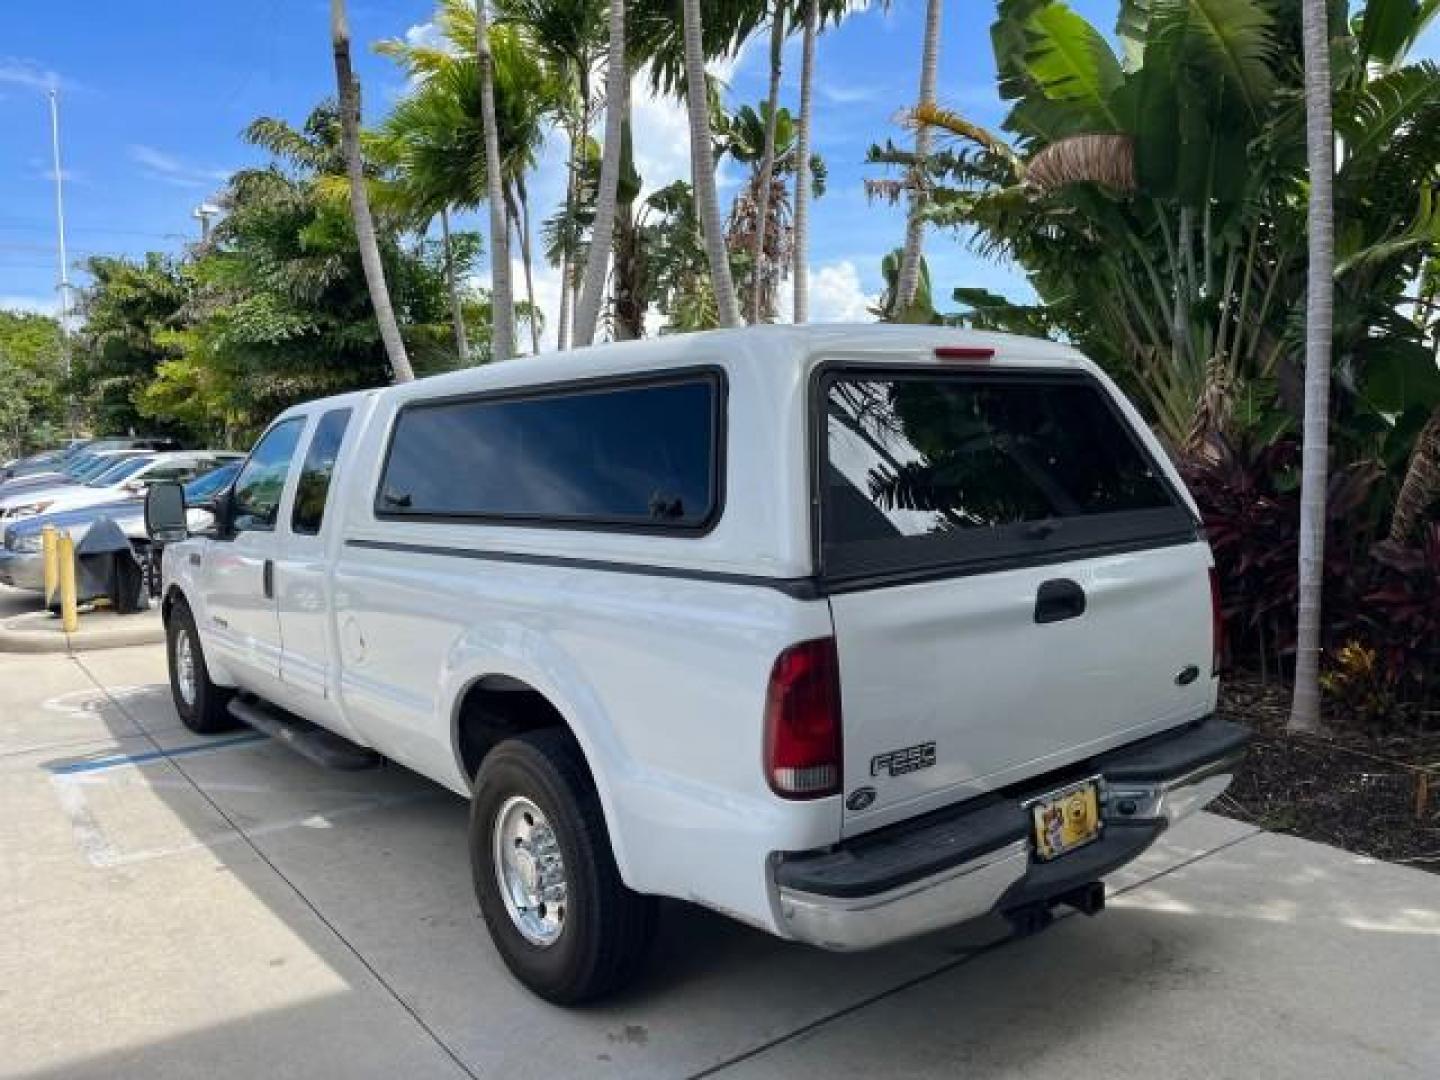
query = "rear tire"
(470, 729, 657, 1004)
(166, 600, 236, 734)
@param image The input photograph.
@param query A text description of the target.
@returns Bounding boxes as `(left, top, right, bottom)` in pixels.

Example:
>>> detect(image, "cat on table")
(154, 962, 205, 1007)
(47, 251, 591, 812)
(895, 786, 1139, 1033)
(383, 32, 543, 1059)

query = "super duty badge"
(870, 742, 937, 778)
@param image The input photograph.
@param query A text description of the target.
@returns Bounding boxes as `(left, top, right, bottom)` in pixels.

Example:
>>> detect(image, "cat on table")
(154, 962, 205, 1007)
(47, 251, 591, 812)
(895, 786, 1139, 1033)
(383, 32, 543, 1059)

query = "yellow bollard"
(57, 531, 78, 634)
(41, 525, 59, 606)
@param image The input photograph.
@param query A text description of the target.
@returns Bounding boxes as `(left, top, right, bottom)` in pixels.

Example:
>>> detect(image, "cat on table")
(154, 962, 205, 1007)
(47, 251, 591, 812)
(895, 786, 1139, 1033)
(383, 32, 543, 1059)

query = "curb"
(0, 609, 165, 654)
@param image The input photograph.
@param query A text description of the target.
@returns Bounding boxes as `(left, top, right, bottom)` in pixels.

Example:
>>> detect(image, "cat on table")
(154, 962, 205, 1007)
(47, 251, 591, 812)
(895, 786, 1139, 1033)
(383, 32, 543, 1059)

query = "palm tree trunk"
(439, 207, 470, 362)
(476, 0, 514, 362)
(1389, 404, 1440, 543)
(683, 0, 742, 328)
(1290, 0, 1336, 734)
(572, 78, 592, 346)
(509, 178, 542, 355)
(574, 0, 625, 347)
(894, 0, 942, 317)
(556, 124, 577, 351)
(330, 0, 415, 383)
(793, 0, 818, 324)
(751, 5, 787, 324)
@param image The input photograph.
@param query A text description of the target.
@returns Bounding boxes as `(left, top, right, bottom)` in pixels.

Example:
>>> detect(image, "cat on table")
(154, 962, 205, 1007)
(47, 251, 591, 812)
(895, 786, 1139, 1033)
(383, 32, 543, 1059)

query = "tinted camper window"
(377, 374, 721, 531)
(821, 369, 1192, 580)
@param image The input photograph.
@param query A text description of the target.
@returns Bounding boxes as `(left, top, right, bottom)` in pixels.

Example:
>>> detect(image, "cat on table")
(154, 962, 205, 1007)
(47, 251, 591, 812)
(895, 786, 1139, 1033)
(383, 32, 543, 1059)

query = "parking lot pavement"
(2, 646, 1437, 1080)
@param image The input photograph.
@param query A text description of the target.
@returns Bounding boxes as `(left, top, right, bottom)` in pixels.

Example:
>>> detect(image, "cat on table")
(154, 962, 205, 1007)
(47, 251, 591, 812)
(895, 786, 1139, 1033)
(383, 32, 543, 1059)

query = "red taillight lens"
(764, 638, 842, 799)
(934, 345, 995, 362)
(1208, 566, 1224, 676)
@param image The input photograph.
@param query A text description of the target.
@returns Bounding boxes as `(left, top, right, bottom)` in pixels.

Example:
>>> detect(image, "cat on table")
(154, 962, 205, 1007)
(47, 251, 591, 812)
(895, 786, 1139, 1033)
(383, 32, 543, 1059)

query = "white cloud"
(777, 260, 879, 323)
(402, 20, 447, 52)
(128, 145, 230, 191)
(0, 57, 60, 93)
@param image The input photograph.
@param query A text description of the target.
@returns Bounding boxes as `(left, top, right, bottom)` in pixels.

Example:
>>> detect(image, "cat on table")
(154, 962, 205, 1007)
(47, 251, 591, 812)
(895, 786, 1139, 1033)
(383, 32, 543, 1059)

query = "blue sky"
(4, 2, 1437, 338)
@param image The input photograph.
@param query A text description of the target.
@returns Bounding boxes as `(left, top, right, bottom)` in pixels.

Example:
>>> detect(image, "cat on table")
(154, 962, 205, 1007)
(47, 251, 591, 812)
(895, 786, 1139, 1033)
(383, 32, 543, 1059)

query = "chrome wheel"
(492, 795, 568, 947)
(174, 627, 197, 707)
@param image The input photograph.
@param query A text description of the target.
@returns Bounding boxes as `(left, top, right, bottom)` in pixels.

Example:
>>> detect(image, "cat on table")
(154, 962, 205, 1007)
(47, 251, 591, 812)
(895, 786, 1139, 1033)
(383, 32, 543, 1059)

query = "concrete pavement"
(0, 583, 165, 653)
(1, 642, 1436, 1079)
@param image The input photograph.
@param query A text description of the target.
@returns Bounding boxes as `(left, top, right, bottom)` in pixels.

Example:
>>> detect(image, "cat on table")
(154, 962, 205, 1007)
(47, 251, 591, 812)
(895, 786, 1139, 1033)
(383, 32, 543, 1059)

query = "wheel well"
(161, 585, 185, 625)
(455, 676, 570, 782)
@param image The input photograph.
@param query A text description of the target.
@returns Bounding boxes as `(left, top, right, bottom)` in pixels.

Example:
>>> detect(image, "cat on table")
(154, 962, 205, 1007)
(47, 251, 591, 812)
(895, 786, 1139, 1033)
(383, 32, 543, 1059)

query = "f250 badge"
(870, 741, 937, 778)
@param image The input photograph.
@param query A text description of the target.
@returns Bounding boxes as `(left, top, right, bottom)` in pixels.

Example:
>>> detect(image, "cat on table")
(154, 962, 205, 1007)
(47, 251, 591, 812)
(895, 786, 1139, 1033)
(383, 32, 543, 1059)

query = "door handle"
(262, 559, 274, 600)
(1034, 578, 1086, 624)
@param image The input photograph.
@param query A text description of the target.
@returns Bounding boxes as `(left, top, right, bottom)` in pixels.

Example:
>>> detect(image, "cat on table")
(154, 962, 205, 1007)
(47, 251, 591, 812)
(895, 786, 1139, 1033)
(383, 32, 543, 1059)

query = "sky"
(3, 1, 1438, 346)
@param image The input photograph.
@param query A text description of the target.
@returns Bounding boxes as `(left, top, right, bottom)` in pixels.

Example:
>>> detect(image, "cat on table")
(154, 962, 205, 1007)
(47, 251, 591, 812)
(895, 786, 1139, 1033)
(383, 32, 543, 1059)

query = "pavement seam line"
(688, 825, 1268, 1080)
(70, 655, 480, 1080)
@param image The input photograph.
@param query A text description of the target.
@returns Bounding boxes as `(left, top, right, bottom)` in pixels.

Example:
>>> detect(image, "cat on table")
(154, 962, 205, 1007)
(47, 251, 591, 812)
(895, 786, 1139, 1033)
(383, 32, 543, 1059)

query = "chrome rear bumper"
(774, 717, 1247, 951)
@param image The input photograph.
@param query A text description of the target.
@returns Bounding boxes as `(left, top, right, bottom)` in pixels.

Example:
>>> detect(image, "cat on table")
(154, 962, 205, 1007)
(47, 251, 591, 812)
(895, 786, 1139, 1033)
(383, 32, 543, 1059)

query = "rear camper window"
(820, 369, 1194, 581)
(377, 374, 722, 531)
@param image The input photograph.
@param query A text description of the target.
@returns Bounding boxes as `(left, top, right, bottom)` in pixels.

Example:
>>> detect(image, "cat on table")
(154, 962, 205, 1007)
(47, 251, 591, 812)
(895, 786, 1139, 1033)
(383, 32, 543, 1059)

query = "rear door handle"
(262, 559, 274, 600)
(1034, 578, 1086, 624)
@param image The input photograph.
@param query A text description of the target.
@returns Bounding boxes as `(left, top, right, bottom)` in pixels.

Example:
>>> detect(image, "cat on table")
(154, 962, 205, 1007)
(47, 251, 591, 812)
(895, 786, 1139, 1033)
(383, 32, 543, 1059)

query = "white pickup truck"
(147, 325, 1247, 1004)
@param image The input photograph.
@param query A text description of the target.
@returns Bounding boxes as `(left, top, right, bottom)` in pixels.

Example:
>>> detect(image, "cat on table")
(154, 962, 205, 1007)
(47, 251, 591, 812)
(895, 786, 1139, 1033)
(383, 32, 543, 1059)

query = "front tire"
(471, 729, 657, 1004)
(166, 600, 236, 734)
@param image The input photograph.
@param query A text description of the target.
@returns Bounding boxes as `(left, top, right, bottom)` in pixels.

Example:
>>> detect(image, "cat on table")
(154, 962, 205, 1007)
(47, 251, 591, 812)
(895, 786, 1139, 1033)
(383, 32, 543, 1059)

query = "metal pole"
(58, 531, 79, 634)
(49, 87, 76, 436)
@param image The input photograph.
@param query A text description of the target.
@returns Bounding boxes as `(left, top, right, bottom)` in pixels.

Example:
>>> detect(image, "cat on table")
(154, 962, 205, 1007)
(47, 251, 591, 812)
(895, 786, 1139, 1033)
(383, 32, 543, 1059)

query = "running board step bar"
(227, 698, 380, 771)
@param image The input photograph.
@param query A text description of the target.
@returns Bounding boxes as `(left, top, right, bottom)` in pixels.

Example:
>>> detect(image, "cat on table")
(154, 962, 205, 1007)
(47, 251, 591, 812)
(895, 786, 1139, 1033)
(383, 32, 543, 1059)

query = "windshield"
(67, 456, 114, 480)
(87, 457, 153, 487)
(184, 462, 240, 503)
(819, 368, 1194, 581)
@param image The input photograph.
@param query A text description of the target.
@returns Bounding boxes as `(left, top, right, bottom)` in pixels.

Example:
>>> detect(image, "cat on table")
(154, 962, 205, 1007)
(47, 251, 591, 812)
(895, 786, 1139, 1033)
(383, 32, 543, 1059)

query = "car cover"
(73, 517, 150, 613)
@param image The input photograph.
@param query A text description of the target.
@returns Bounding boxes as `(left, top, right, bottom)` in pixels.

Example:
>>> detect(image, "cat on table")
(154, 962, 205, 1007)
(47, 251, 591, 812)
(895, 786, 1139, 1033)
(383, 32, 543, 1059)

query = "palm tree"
(476, 0, 516, 361)
(793, 0, 818, 323)
(719, 103, 823, 321)
(682, 0, 742, 327)
(329, 0, 415, 382)
(893, 0, 941, 318)
(439, 207, 471, 359)
(1289, 0, 1336, 734)
(495, 0, 606, 349)
(573, 0, 626, 345)
(750, 2, 788, 323)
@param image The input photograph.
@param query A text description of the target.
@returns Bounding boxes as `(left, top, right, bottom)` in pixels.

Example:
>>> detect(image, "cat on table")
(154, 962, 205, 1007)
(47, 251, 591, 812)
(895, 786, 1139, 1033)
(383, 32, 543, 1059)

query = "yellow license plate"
(1030, 780, 1102, 861)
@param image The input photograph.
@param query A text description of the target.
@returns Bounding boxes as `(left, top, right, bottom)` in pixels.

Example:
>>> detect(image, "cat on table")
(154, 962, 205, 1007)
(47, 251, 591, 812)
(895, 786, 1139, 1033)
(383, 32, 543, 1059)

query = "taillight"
(934, 345, 995, 362)
(764, 638, 842, 799)
(1208, 566, 1223, 676)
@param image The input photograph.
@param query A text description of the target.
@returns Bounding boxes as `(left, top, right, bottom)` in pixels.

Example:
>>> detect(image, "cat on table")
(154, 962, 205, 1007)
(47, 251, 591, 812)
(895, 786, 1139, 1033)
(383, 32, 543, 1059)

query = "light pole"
(192, 202, 221, 242)
(48, 88, 71, 376)
(48, 86, 77, 437)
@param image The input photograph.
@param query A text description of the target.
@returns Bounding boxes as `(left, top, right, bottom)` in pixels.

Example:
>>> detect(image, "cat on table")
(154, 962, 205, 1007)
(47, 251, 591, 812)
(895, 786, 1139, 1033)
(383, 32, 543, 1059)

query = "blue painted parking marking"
(48, 733, 269, 775)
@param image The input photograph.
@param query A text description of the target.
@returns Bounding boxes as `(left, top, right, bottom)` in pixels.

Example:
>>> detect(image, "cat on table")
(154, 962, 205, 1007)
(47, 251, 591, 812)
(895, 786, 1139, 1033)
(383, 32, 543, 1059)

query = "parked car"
(0, 462, 239, 593)
(0, 436, 183, 482)
(0, 448, 159, 502)
(0, 452, 240, 529)
(149, 326, 1247, 1004)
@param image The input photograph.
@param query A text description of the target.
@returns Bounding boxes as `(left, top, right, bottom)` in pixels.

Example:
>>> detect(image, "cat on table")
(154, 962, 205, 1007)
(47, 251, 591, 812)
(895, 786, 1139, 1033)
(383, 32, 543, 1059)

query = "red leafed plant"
(1363, 524, 1440, 700)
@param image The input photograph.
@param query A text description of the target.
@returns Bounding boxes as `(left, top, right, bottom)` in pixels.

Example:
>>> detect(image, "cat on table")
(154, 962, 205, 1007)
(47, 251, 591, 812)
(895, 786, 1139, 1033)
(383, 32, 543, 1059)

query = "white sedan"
(0, 452, 241, 528)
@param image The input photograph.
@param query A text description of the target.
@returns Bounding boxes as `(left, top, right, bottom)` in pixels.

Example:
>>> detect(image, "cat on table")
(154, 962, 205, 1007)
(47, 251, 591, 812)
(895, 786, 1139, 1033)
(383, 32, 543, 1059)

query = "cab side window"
(231, 418, 305, 533)
(291, 408, 352, 535)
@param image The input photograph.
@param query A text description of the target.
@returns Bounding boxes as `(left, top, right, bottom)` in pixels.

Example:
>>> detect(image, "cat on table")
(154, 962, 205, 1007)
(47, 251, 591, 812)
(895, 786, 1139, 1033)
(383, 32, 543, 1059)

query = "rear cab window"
(817, 366, 1196, 584)
(292, 408, 353, 535)
(376, 372, 723, 532)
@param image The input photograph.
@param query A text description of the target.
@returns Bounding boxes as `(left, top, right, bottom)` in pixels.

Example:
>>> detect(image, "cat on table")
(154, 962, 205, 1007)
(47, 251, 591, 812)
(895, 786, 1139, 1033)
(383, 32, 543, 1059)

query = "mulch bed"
(1212, 673, 1440, 874)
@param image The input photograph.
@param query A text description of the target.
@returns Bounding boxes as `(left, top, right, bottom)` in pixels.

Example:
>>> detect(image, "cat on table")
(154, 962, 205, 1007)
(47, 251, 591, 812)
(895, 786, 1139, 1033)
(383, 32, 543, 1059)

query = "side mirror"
(145, 481, 188, 544)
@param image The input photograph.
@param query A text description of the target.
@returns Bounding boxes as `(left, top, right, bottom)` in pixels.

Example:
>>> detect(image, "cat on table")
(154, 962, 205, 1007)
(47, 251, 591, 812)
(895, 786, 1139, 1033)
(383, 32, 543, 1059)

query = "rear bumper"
(0, 549, 44, 592)
(773, 717, 1248, 951)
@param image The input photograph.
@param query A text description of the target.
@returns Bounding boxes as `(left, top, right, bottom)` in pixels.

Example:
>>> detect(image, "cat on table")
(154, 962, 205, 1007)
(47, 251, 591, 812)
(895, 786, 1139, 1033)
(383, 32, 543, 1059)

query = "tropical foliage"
(0, 310, 68, 460)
